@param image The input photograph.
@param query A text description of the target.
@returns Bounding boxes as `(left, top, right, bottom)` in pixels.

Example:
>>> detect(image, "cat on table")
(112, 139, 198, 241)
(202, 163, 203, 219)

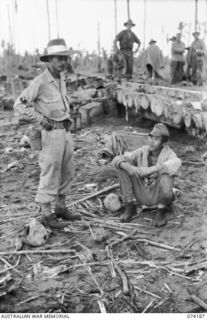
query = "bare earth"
(0, 110, 207, 313)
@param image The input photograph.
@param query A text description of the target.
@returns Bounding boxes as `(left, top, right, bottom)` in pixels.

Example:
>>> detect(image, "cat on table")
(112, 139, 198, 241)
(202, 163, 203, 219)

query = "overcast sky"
(0, 0, 207, 56)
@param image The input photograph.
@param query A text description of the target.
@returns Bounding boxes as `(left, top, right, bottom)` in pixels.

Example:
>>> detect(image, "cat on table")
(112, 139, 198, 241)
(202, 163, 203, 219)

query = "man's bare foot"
(152, 208, 167, 227)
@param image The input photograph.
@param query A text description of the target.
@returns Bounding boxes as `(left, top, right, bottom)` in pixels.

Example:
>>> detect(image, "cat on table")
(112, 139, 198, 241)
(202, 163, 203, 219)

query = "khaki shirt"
(189, 39, 206, 61)
(113, 145, 182, 177)
(116, 30, 141, 51)
(171, 40, 185, 62)
(14, 69, 71, 123)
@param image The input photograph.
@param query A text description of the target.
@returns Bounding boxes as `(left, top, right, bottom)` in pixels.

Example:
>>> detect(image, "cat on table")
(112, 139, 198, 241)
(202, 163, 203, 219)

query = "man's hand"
(133, 45, 140, 54)
(41, 117, 53, 131)
(120, 163, 142, 178)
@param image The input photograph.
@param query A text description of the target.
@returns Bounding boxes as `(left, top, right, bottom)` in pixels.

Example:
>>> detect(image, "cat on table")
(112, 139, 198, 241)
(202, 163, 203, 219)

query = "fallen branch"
(136, 239, 180, 252)
(134, 286, 161, 299)
(0, 256, 21, 274)
(136, 238, 180, 252)
(142, 300, 154, 313)
(0, 249, 76, 256)
(110, 230, 137, 248)
(182, 161, 205, 166)
(0, 273, 11, 285)
(179, 239, 200, 256)
(67, 184, 119, 207)
(185, 260, 207, 274)
(96, 298, 107, 313)
(0, 256, 21, 275)
(17, 295, 40, 306)
(190, 294, 207, 311)
(115, 264, 130, 295)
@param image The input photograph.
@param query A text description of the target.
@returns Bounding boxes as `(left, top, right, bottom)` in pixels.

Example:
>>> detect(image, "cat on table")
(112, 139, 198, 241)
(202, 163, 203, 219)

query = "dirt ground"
(1, 109, 207, 313)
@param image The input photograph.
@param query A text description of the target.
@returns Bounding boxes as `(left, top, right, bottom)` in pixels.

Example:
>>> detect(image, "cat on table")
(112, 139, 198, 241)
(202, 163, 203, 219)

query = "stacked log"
(112, 82, 207, 137)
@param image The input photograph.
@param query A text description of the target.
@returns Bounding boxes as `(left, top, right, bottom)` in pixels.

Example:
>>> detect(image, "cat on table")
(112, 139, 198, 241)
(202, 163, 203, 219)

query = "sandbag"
(23, 221, 49, 247)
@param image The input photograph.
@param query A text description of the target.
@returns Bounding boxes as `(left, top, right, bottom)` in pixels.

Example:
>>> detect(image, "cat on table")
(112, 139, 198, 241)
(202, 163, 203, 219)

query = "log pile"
(113, 82, 207, 138)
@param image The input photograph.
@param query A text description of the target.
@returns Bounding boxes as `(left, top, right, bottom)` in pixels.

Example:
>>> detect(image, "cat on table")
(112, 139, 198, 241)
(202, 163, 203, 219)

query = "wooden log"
(67, 184, 119, 207)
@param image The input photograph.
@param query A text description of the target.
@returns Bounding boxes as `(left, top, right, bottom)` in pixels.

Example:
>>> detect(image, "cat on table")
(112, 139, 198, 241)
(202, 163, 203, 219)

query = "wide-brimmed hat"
(149, 123, 170, 137)
(192, 31, 200, 36)
(149, 39, 157, 45)
(40, 38, 70, 62)
(124, 19, 135, 27)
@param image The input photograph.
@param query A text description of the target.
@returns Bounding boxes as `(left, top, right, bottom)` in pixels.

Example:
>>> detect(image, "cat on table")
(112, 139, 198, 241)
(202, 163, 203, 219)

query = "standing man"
(188, 31, 206, 85)
(171, 33, 185, 84)
(114, 19, 141, 80)
(143, 39, 164, 80)
(112, 123, 181, 227)
(14, 38, 79, 228)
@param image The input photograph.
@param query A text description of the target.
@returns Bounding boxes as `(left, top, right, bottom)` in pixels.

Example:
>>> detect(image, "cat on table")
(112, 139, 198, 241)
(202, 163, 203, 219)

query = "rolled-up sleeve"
(159, 149, 182, 175)
(112, 150, 139, 169)
(14, 79, 44, 123)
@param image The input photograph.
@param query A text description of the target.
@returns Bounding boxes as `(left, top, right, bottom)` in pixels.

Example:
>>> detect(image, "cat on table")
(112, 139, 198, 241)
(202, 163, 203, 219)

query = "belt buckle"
(53, 121, 57, 129)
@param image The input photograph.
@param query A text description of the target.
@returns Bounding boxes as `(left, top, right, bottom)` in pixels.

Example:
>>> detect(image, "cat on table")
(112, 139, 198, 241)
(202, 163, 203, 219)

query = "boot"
(40, 203, 68, 229)
(152, 207, 167, 228)
(55, 195, 81, 221)
(120, 202, 137, 223)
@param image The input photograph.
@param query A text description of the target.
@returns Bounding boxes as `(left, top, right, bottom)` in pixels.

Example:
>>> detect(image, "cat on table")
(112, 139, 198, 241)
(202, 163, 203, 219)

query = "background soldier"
(114, 19, 141, 80)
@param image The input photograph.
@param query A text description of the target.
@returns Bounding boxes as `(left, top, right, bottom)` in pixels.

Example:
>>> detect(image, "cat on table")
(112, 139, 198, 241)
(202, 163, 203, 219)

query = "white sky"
(0, 0, 207, 56)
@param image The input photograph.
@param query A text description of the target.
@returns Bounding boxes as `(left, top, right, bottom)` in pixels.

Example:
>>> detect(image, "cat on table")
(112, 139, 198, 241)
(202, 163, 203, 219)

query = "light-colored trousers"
(35, 129, 74, 203)
(118, 169, 174, 207)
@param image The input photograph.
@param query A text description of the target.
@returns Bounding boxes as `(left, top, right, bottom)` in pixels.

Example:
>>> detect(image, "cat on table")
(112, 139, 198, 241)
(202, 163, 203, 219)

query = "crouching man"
(112, 123, 182, 227)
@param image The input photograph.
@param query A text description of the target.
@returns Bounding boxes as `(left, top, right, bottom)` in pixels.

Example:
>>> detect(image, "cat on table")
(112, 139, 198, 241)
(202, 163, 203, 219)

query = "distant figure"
(188, 31, 206, 86)
(143, 39, 163, 80)
(171, 33, 185, 84)
(114, 19, 141, 80)
(107, 50, 126, 81)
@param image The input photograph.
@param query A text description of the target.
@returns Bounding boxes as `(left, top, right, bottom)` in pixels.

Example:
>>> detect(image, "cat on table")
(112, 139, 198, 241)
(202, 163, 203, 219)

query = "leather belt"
(52, 120, 65, 129)
(51, 119, 71, 131)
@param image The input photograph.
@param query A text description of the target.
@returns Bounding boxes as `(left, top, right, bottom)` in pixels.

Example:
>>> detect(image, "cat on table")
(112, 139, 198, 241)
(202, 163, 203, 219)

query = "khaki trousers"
(35, 129, 74, 203)
(118, 169, 174, 207)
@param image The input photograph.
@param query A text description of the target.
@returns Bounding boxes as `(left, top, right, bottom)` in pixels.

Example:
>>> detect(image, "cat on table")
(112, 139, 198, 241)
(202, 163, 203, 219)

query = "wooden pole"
(97, 22, 101, 72)
(188, 23, 191, 46)
(143, 0, 146, 49)
(195, 0, 198, 32)
(7, 3, 13, 46)
(55, 0, 60, 38)
(114, 0, 117, 36)
(46, 0, 51, 40)
(127, 0, 130, 19)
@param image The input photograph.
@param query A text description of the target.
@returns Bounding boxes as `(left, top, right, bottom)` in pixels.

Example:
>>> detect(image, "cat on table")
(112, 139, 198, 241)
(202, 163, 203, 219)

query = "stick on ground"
(67, 184, 119, 207)
(190, 295, 207, 311)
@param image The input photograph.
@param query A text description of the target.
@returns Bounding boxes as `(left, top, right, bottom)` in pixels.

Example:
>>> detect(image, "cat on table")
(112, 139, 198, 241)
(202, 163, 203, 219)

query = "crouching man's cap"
(40, 38, 70, 62)
(149, 123, 170, 137)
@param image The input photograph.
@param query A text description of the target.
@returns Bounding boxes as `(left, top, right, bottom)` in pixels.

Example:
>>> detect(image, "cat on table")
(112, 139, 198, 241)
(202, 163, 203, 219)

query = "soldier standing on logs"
(171, 33, 185, 84)
(14, 38, 80, 229)
(188, 31, 206, 86)
(114, 19, 141, 80)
